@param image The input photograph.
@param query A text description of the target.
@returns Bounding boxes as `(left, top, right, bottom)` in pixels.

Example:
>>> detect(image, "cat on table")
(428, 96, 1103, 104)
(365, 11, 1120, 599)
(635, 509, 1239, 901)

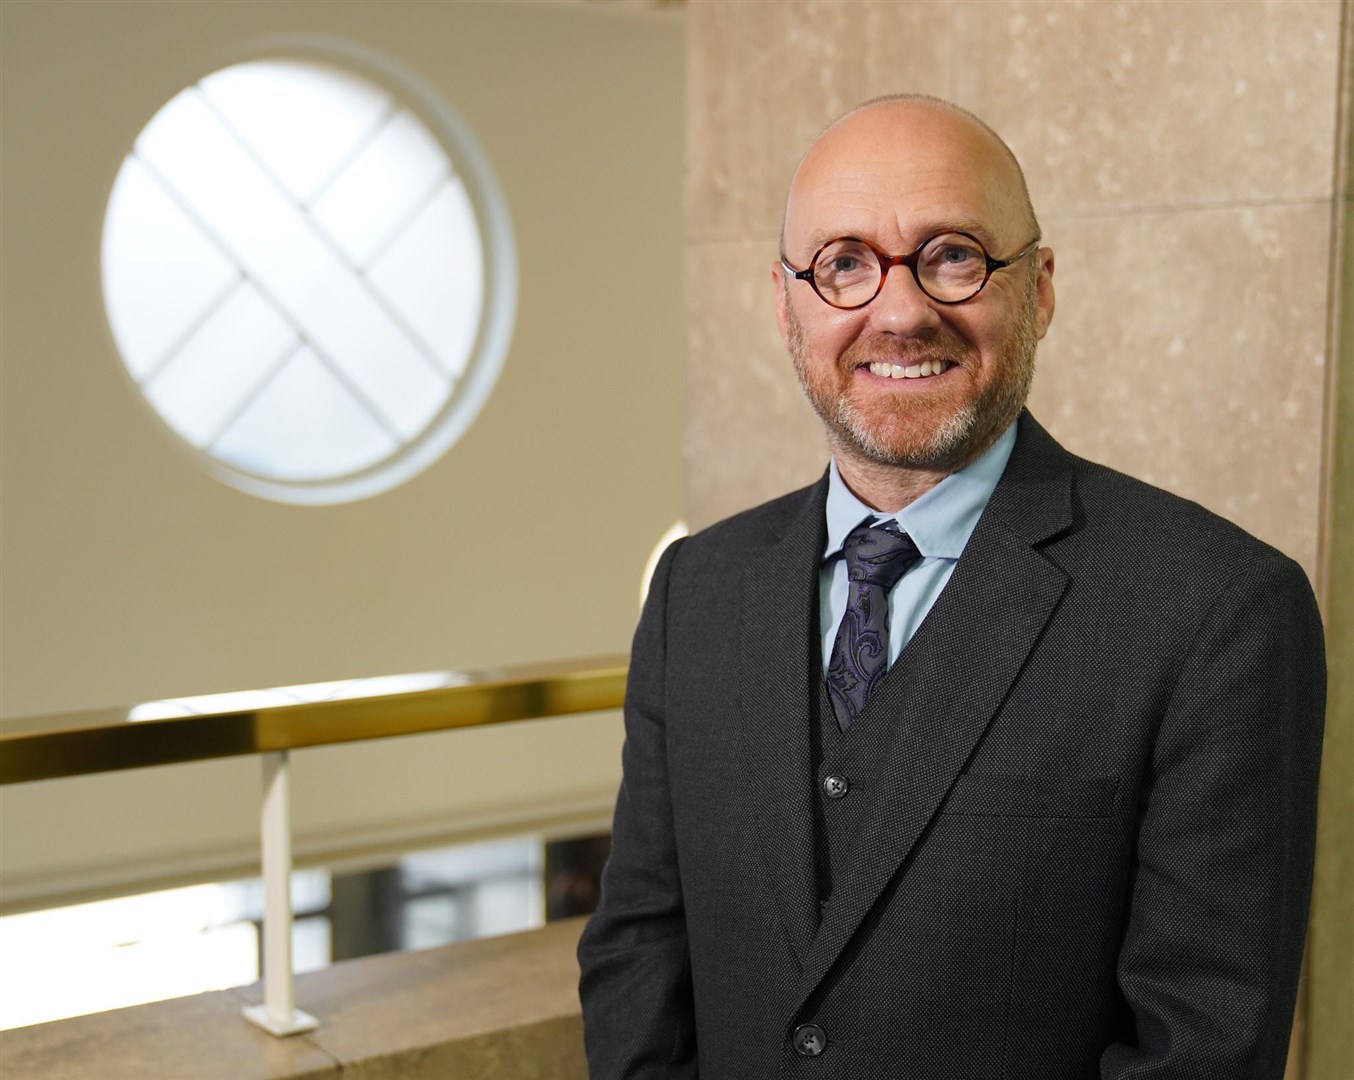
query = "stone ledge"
(0, 917, 589, 1079)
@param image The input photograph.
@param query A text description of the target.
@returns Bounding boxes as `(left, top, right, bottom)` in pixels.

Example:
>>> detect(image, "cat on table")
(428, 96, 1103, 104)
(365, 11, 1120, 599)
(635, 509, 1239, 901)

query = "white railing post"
(242, 750, 318, 1037)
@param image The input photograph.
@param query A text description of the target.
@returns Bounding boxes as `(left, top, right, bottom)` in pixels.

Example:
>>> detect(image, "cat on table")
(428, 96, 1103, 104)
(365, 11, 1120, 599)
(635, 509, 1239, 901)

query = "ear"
(1033, 247, 1055, 340)
(771, 260, 790, 344)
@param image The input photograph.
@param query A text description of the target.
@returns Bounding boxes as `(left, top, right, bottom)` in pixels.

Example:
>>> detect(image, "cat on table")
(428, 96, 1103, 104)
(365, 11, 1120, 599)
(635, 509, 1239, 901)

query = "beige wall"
(684, 1, 1349, 1076)
(0, 1, 683, 904)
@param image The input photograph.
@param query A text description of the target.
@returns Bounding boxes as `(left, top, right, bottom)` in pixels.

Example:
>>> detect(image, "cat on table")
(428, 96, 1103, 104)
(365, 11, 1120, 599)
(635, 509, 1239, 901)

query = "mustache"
(842, 333, 971, 369)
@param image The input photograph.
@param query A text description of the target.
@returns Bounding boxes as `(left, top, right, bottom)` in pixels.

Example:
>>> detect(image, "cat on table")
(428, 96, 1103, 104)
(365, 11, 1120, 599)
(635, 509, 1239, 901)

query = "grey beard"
(785, 273, 1039, 472)
(830, 395, 980, 469)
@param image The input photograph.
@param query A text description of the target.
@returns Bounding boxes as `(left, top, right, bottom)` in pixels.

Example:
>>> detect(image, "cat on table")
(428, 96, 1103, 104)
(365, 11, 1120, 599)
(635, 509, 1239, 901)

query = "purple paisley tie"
(826, 521, 922, 732)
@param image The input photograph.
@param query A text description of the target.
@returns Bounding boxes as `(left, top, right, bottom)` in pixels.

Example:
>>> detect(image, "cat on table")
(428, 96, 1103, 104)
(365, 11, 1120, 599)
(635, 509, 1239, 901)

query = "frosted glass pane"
(135, 91, 311, 280)
(310, 109, 449, 267)
(277, 252, 450, 440)
(102, 158, 239, 378)
(212, 347, 398, 481)
(199, 60, 391, 204)
(135, 95, 451, 440)
(143, 285, 298, 446)
(368, 179, 484, 380)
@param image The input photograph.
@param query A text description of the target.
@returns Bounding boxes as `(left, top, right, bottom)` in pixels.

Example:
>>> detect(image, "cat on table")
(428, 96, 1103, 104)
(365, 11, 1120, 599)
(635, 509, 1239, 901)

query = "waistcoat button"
(822, 774, 850, 799)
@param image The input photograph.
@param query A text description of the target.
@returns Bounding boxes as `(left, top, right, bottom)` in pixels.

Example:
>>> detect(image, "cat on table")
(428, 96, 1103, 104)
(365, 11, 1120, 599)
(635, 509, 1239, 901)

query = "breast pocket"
(941, 772, 1120, 818)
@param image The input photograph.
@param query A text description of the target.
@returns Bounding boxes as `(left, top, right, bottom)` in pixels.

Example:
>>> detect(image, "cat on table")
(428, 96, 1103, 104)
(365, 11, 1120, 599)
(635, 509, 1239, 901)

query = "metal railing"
(0, 654, 628, 1036)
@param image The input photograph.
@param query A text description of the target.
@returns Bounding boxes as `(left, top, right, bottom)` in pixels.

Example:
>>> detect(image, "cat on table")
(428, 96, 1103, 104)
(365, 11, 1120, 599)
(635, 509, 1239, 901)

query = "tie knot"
(842, 521, 922, 590)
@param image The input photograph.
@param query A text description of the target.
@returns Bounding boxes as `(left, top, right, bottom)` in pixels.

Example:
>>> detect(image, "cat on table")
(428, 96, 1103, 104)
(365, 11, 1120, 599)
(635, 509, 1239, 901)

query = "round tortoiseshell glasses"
(780, 231, 1040, 309)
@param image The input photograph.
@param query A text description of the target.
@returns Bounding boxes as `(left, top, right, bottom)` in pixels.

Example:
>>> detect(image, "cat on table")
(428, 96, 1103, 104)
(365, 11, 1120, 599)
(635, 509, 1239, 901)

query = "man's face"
(773, 104, 1055, 475)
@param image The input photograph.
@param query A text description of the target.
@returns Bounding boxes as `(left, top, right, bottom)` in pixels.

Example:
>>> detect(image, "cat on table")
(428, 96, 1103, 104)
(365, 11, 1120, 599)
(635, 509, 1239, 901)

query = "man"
(578, 96, 1325, 1079)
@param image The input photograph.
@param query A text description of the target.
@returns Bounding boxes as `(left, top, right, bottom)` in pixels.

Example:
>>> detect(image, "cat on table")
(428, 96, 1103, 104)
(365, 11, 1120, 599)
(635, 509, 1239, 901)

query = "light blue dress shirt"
(819, 422, 1017, 672)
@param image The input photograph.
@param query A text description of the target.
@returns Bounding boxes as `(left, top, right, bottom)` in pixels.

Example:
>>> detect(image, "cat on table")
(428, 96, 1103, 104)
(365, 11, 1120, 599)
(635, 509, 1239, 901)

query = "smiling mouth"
(865, 359, 955, 380)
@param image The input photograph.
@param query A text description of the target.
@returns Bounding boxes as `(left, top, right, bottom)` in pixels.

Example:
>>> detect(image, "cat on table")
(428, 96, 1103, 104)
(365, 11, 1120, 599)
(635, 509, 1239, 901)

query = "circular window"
(101, 56, 515, 504)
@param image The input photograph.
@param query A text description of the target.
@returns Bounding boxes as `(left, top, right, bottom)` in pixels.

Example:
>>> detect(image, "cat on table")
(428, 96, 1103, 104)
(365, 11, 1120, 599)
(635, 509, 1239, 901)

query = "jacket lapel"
(794, 414, 1077, 1003)
(738, 474, 829, 971)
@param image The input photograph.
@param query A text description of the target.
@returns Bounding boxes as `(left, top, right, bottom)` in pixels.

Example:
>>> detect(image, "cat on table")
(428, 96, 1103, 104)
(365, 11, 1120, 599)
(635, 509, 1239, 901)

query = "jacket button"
(792, 1023, 827, 1056)
(822, 774, 849, 799)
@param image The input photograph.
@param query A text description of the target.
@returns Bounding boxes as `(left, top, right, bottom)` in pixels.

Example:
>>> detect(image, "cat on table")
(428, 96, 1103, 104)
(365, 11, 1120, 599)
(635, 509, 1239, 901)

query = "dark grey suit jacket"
(578, 414, 1325, 1079)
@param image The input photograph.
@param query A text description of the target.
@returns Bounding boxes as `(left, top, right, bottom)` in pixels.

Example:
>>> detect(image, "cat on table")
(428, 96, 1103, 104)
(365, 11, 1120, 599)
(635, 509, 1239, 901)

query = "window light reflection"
(127, 671, 470, 721)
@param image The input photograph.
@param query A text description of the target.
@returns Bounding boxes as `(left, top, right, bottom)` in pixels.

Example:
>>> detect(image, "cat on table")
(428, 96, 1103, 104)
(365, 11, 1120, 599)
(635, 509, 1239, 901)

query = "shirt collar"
(822, 421, 1017, 562)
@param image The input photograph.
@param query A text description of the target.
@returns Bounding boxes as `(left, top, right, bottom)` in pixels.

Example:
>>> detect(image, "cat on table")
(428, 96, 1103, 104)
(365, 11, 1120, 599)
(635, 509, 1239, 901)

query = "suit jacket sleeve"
(578, 537, 698, 1078)
(1101, 553, 1326, 1078)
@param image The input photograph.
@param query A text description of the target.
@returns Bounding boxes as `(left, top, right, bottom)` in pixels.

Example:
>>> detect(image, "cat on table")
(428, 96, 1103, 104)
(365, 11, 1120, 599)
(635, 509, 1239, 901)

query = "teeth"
(867, 360, 950, 379)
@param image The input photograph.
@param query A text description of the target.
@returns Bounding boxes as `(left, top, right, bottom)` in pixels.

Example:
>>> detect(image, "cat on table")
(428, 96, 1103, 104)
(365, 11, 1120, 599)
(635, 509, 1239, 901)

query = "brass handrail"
(0, 654, 629, 786)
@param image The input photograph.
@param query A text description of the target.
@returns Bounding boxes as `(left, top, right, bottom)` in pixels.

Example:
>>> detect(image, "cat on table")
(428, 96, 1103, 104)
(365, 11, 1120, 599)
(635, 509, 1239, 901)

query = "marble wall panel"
(686, 0, 953, 243)
(1028, 202, 1330, 577)
(1308, 21, 1353, 1070)
(954, 0, 1343, 216)
(685, 238, 827, 527)
(1342, 5, 1353, 200)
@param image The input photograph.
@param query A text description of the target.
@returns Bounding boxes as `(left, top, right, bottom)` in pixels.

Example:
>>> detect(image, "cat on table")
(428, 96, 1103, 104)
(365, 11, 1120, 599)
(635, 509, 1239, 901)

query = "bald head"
(771, 94, 1056, 494)
(781, 96, 1039, 259)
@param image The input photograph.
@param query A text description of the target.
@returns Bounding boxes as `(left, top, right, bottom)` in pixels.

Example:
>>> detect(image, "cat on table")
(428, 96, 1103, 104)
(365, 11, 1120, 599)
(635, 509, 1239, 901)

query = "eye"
(814, 240, 874, 282)
(920, 234, 988, 283)
(936, 243, 978, 265)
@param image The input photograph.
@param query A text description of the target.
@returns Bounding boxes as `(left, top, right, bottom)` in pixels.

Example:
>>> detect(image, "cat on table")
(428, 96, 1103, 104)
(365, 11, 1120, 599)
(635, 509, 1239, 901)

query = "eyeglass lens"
(812, 233, 992, 307)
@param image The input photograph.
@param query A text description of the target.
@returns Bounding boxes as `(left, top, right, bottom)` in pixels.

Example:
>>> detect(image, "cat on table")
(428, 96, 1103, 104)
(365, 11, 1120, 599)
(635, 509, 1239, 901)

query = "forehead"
(783, 104, 1025, 255)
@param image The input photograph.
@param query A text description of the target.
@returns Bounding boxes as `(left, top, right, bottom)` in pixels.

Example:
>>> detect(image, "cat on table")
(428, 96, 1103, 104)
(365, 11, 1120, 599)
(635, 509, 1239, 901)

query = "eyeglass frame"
(779, 231, 1041, 309)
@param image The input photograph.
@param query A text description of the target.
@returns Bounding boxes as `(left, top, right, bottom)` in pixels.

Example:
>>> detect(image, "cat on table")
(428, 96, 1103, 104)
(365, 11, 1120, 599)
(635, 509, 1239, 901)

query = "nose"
(866, 263, 942, 337)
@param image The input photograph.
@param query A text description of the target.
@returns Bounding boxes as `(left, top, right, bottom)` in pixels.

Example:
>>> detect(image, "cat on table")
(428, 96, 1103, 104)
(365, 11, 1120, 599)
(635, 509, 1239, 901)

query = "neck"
(833, 454, 951, 514)
(831, 417, 1015, 513)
